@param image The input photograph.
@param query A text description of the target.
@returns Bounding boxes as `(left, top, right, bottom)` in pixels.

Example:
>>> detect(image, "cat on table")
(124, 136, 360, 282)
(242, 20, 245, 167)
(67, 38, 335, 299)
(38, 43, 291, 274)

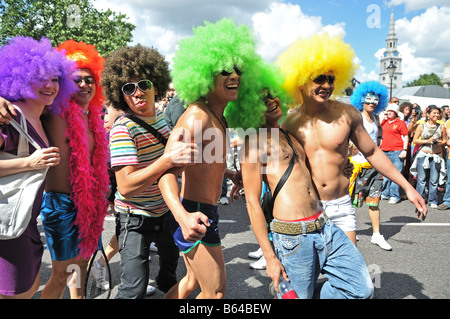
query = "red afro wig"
(57, 40, 105, 109)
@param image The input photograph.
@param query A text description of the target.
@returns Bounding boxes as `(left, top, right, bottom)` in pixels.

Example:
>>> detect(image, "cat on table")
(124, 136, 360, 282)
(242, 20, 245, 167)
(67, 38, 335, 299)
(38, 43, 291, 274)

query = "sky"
(92, 0, 450, 85)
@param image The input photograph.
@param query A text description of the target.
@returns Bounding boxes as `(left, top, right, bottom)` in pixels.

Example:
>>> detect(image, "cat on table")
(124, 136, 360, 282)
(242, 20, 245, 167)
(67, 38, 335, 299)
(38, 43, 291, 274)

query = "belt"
(271, 213, 328, 235)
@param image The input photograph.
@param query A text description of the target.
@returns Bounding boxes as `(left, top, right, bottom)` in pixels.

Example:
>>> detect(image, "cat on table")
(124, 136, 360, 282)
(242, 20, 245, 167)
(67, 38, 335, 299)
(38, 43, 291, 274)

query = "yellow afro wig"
(276, 33, 358, 106)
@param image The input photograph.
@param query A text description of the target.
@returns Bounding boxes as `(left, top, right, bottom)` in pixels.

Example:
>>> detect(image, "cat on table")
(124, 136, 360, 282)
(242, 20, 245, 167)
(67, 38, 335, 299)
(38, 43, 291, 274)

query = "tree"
(406, 73, 443, 87)
(0, 0, 135, 56)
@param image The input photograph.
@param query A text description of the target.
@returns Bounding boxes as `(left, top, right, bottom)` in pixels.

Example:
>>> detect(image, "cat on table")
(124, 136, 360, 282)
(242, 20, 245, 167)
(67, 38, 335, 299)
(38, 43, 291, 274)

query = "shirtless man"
(158, 18, 256, 299)
(239, 87, 374, 299)
(39, 40, 110, 299)
(277, 34, 427, 245)
(0, 41, 108, 299)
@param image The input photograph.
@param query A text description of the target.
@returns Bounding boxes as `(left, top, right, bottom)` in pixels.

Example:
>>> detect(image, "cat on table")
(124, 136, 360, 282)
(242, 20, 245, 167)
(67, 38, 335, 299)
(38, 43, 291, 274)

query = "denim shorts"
(169, 198, 221, 254)
(40, 192, 80, 261)
(272, 214, 374, 299)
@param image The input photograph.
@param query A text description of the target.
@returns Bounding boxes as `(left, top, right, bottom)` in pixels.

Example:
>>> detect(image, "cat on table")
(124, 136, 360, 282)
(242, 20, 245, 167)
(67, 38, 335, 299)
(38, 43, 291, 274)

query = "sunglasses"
(221, 66, 243, 76)
(263, 90, 277, 104)
(313, 74, 336, 85)
(74, 76, 95, 85)
(121, 79, 153, 96)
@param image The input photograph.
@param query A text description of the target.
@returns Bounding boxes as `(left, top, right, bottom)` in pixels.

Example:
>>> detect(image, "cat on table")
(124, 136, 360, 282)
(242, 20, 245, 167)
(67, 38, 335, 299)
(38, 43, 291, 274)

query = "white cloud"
(354, 57, 379, 83)
(96, 0, 450, 85)
(388, 0, 450, 12)
(92, 0, 275, 59)
(251, 3, 346, 62)
(384, 6, 450, 84)
(395, 6, 450, 62)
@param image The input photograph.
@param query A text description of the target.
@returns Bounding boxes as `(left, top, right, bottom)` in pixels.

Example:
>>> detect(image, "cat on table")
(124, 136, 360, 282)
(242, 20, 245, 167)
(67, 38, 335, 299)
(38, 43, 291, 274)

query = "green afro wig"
(276, 33, 358, 106)
(225, 58, 291, 132)
(171, 18, 259, 106)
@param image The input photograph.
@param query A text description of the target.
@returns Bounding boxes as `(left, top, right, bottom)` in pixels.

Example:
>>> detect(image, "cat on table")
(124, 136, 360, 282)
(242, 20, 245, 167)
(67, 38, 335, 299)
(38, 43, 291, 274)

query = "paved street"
(33, 194, 450, 299)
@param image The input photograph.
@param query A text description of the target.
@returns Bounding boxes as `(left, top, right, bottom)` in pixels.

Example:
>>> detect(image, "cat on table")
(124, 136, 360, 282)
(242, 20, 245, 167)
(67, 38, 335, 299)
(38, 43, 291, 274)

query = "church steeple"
(379, 7, 403, 90)
(386, 8, 398, 52)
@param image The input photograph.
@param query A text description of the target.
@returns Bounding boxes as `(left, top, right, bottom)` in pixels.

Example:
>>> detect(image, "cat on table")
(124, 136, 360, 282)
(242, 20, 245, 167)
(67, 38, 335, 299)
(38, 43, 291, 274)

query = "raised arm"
(350, 108, 427, 220)
(114, 126, 198, 198)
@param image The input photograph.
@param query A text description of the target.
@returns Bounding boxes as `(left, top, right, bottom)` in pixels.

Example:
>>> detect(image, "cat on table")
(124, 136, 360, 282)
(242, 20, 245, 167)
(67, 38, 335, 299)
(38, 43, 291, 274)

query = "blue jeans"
(442, 157, 450, 206)
(272, 217, 374, 299)
(416, 155, 441, 205)
(382, 150, 404, 200)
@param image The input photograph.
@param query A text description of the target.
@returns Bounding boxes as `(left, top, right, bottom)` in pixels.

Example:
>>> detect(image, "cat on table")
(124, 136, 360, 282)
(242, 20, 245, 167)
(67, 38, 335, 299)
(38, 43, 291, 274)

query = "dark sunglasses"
(221, 66, 243, 76)
(313, 74, 336, 85)
(121, 79, 153, 96)
(263, 91, 277, 104)
(74, 76, 95, 85)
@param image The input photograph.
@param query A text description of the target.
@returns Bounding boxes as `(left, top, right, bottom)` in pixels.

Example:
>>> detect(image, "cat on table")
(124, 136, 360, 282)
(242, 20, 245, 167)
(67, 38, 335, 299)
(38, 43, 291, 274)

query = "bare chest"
(298, 120, 351, 154)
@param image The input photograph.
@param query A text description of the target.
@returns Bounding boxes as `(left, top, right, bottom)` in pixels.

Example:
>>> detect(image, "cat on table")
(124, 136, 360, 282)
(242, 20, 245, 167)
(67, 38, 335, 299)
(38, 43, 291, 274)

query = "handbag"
(0, 106, 49, 240)
(261, 128, 296, 224)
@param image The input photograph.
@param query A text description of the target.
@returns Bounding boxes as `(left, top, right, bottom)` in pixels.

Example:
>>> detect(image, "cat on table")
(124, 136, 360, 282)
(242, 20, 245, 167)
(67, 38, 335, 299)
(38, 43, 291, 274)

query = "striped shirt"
(110, 109, 171, 217)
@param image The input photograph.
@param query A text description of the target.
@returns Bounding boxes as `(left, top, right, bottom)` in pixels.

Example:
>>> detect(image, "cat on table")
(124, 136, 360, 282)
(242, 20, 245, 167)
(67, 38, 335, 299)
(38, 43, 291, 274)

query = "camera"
(432, 139, 439, 145)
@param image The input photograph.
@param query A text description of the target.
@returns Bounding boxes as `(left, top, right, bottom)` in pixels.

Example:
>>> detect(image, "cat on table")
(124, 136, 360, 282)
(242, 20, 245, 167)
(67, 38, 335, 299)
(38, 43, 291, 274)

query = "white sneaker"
(219, 197, 229, 205)
(150, 242, 158, 252)
(90, 261, 110, 290)
(430, 203, 438, 208)
(248, 247, 263, 259)
(389, 197, 400, 204)
(371, 234, 392, 251)
(381, 195, 389, 200)
(249, 256, 266, 270)
(146, 284, 156, 296)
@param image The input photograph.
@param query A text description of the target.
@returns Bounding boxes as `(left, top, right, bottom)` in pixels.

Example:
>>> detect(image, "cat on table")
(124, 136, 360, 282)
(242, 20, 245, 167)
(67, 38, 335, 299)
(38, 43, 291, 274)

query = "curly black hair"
(101, 44, 171, 111)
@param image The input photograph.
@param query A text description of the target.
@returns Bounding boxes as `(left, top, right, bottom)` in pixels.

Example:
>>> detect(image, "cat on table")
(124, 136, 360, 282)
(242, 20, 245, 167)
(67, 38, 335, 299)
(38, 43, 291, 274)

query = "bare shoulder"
(169, 101, 209, 144)
(282, 108, 305, 135)
(176, 101, 210, 130)
(42, 113, 67, 137)
(336, 100, 362, 121)
(240, 132, 263, 163)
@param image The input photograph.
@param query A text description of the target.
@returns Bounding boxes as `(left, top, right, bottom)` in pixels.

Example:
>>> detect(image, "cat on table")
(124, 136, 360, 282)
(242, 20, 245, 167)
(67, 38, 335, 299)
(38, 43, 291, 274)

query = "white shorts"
(320, 195, 356, 232)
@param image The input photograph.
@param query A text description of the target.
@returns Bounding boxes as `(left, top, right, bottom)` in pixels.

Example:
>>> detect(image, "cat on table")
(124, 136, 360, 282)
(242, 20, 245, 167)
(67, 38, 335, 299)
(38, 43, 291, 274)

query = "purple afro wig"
(0, 37, 77, 114)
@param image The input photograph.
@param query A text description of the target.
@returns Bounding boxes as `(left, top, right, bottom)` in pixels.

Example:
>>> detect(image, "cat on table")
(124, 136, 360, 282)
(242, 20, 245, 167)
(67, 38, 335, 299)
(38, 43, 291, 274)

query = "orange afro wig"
(57, 40, 105, 109)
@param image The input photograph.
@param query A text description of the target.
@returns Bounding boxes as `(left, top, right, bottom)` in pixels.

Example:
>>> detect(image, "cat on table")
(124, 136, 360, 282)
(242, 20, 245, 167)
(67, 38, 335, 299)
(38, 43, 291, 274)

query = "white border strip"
(381, 222, 450, 227)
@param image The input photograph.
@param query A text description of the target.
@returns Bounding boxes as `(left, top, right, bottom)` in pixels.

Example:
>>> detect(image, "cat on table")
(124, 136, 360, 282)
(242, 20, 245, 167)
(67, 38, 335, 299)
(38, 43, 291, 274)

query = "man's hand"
(265, 255, 289, 294)
(178, 211, 211, 243)
(0, 96, 16, 125)
(405, 186, 427, 221)
(166, 127, 199, 167)
(343, 159, 354, 179)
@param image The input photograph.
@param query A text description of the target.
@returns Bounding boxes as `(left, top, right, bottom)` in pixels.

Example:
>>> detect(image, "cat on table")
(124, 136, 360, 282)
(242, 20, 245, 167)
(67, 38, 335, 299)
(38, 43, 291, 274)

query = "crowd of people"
(0, 17, 433, 300)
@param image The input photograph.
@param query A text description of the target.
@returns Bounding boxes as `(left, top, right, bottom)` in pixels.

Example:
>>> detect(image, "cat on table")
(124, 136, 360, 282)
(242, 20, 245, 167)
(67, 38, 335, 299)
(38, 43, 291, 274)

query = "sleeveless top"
(352, 114, 378, 163)
(420, 122, 442, 153)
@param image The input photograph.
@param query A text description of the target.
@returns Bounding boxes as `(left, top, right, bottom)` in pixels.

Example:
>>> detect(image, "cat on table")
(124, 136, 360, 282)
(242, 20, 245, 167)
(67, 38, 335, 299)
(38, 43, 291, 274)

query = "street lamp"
(386, 59, 397, 100)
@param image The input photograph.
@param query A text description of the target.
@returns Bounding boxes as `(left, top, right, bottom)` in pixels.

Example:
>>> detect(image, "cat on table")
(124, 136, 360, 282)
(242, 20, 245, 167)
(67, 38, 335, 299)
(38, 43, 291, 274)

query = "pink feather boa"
(63, 101, 109, 260)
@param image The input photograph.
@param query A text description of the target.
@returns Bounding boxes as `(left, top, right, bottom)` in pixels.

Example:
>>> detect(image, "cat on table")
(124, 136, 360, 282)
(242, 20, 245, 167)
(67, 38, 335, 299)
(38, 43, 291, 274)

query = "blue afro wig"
(350, 81, 388, 115)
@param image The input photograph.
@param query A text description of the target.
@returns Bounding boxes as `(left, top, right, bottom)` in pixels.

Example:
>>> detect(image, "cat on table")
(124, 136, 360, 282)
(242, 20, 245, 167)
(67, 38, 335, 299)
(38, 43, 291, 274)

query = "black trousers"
(115, 211, 179, 299)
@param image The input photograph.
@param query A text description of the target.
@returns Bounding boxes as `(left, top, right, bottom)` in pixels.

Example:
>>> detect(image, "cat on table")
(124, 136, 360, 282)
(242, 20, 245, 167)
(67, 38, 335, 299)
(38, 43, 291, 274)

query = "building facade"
(443, 62, 450, 89)
(379, 8, 403, 90)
